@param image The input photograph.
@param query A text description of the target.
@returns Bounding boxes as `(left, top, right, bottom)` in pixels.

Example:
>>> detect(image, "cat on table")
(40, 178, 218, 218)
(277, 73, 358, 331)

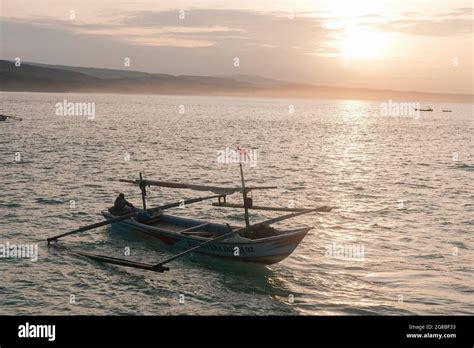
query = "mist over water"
(0, 92, 473, 315)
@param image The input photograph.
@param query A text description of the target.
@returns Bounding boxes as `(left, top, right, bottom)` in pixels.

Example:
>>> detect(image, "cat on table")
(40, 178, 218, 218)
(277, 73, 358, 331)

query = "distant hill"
(1, 60, 472, 103)
(0, 60, 254, 94)
(28, 62, 286, 86)
(216, 74, 290, 87)
(28, 62, 172, 80)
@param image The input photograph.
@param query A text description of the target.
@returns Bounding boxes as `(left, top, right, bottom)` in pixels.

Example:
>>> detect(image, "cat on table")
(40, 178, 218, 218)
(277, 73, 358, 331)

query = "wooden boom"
(212, 202, 332, 212)
(119, 178, 276, 195)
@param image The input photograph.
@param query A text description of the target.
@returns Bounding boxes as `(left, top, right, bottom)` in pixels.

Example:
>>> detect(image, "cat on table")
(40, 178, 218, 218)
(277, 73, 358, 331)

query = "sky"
(0, 0, 473, 94)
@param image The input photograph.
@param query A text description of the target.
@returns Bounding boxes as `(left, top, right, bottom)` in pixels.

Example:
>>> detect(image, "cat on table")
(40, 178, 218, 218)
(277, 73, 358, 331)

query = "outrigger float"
(47, 164, 332, 273)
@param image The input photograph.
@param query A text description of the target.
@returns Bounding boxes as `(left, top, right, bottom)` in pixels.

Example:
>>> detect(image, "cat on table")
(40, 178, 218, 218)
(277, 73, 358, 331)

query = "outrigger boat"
(48, 164, 331, 273)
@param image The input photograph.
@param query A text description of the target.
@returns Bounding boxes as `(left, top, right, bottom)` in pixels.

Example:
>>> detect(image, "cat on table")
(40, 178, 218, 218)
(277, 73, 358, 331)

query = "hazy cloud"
(2, 9, 339, 51)
(436, 7, 473, 17)
(84, 9, 337, 50)
(378, 18, 473, 36)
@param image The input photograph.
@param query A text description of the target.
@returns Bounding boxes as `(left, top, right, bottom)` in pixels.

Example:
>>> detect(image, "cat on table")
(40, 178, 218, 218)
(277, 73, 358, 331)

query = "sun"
(341, 25, 387, 59)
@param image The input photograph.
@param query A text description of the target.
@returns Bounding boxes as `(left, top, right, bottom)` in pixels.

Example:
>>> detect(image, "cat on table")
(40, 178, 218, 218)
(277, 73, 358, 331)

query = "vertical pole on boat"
(139, 172, 147, 212)
(239, 163, 250, 228)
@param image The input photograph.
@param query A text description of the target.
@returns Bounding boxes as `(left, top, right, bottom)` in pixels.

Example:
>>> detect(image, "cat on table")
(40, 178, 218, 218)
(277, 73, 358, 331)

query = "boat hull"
(101, 210, 311, 264)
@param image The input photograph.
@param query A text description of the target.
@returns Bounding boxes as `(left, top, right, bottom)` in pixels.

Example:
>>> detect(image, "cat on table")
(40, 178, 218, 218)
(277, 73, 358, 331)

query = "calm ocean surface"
(0, 91, 473, 315)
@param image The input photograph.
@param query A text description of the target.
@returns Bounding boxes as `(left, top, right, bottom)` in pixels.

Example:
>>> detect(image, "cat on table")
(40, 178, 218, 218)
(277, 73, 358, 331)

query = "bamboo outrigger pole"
(212, 202, 331, 212)
(47, 211, 139, 245)
(139, 172, 147, 212)
(239, 163, 250, 228)
(61, 246, 170, 273)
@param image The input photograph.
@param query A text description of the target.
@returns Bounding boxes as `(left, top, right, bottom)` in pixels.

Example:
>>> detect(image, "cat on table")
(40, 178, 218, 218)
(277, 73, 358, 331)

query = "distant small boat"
(0, 114, 22, 121)
(442, 110, 452, 112)
(414, 107, 433, 112)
